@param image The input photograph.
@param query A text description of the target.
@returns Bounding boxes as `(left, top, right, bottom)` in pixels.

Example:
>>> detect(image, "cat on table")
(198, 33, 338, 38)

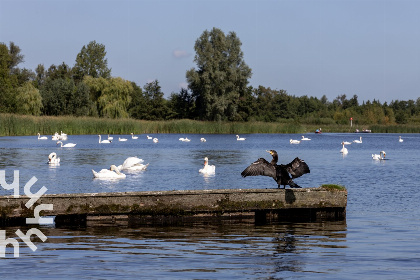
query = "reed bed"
(1, 114, 419, 136)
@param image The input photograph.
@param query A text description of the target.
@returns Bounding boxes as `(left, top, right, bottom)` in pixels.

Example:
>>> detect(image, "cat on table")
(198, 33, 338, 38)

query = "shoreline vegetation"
(1, 114, 420, 137)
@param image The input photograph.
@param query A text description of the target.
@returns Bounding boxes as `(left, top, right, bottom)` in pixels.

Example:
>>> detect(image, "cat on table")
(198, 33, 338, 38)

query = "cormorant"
(241, 150, 310, 188)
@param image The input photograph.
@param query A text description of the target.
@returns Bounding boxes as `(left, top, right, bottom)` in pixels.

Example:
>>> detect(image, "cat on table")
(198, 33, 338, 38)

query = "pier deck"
(0, 186, 347, 226)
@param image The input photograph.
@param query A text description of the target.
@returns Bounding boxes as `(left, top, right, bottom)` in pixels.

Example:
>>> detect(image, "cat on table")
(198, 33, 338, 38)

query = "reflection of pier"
(0, 187, 347, 226)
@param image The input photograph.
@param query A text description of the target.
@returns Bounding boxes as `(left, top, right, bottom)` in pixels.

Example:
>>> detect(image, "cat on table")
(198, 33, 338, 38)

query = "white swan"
(340, 142, 348, 154)
(108, 134, 113, 141)
(353, 136, 362, 143)
(236, 135, 246, 141)
(119, 137, 128, 142)
(342, 141, 352, 145)
(37, 133, 48, 140)
(399, 136, 403, 143)
(48, 152, 60, 165)
(147, 135, 153, 140)
(56, 141, 76, 147)
(52, 132, 60, 141)
(199, 157, 215, 175)
(98, 135, 111, 144)
(92, 165, 126, 179)
(117, 157, 149, 171)
(153, 138, 159, 143)
(372, 151, 386, 160)
(290, 139, 301, 144)
(60, 131, 68, 140)
(301, 135, 311, 141)
(131, 133, 138, 139)
(200, 137, 206, 142)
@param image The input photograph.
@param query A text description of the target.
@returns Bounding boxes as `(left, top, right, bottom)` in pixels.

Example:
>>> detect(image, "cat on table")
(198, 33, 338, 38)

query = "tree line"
(1, 28, 419, 126)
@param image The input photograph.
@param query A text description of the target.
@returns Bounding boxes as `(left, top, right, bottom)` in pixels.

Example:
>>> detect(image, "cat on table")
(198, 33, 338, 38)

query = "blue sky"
(1, 0, 419, 103)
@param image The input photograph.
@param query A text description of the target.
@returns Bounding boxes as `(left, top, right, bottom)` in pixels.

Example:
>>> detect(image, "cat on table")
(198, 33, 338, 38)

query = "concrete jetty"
(0, 186, 347, 226)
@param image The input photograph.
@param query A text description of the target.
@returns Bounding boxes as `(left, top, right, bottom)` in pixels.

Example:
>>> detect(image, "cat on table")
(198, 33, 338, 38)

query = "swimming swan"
(119, 137, 128, 142)
(56, 141, 76, 147)
(301, 136, 311, 141)
(199, 157, 215, 175)
(236, 135, 246, 141)
(131, 133, 138, 139)
(399, 136, 403, 143)
(372, 151, 386, 160)
(37, 133, 48, 140)
(48, 152, 60, 164)
(353, 136, 362, 143)
(117, 157, 149, 171)
(340, 142, 348, 154)
(92, 165, 126, 179)
(290, 139, 301, 144)
(98, 135, 111, 143)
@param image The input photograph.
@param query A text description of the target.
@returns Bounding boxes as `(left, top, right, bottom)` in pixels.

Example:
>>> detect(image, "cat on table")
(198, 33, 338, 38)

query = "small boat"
(315, 128, 322, 134)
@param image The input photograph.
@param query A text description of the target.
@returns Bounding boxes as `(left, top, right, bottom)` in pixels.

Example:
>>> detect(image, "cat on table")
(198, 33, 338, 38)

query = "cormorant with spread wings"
(241, 150, 310, 188)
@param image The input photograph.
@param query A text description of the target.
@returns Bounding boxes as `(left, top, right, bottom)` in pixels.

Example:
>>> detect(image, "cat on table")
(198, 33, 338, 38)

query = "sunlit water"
(1, 133, 419, 279)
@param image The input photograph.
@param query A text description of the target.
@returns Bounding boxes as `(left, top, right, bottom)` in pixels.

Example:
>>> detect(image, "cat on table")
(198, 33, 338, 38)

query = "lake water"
(1, 133, 419, 279)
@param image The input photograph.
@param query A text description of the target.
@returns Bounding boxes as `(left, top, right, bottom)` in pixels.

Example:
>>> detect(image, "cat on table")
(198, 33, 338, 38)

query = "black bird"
(241, 150, 310, 188)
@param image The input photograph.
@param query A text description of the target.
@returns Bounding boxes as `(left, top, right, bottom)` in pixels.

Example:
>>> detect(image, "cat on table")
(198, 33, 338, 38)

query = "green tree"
(0, 43, 13, 112)
(73, 41, 111, 81)
(128, 82, 148, 119)
(143, 80, 169, 120)
(40, 78, 73, 115)
(186, 28, 252, 121)
(15, 82, 43, 115)
(84, 76, 132, 118)
(168, 88, 196, 119)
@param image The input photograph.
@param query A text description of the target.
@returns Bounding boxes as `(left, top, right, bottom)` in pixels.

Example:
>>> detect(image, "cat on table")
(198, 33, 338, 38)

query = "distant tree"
(186, 28, 252, 121)
(67, 81, 90, 116)
(0, 43, 14, 112)
(15, 82, 43, 115)
(128, 82, 148, 119)
(40, 78, 73, 115)
(8, 42, 24, 70)
(142, 80, 169, 120)
(236, 86, 256, 121)
(168, 88, 196, 119)
(73, 41, 111, 81)
(84, 76, 132, 118)
(47, 62, 73, 80)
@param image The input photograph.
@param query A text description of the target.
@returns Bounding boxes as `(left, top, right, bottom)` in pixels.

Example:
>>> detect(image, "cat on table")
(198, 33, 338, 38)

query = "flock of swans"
(41, 131, 218, 179)
(41, 132, 405, 180)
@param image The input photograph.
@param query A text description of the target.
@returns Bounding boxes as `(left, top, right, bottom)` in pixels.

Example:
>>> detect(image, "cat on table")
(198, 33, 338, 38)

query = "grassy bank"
(1, 114, 419, 136)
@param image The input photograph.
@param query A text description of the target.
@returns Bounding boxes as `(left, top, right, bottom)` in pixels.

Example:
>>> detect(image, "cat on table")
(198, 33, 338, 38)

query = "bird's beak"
(266, 150, 272, 154)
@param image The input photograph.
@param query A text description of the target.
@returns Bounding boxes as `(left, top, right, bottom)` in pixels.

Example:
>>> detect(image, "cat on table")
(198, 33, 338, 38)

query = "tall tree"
(142, 80, 169, 120)
(168, 88, 196, 119)
(0, 43, 13, 112)
(186, 28, 252, 121)
(84, 76, 132, 118)
(15, 82, 43, 115)
(73, 41, 111, 81)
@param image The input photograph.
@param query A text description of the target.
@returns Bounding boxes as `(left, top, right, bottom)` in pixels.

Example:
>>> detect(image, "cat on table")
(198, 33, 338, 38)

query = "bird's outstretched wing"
(241, 158, 276, 178)
(284, 157, 310, 178)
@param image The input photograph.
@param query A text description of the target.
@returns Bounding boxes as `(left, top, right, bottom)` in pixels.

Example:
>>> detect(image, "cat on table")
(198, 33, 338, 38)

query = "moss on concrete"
(320, 184, 346, 191)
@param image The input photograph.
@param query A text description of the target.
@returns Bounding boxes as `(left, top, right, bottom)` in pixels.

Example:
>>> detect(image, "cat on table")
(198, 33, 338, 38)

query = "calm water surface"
(1, 133, 419, 279)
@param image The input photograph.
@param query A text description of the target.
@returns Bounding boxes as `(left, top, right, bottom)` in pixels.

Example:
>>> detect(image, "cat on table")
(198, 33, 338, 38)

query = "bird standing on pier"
(241, 150, 310, 188)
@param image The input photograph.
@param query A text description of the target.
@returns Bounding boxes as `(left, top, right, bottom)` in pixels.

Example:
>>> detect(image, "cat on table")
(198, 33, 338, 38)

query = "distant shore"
(1, 113, 419, 137)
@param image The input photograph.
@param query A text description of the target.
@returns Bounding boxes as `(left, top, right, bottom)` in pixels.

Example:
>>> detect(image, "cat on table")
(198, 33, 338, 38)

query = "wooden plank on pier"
(0, 186, 347, 225)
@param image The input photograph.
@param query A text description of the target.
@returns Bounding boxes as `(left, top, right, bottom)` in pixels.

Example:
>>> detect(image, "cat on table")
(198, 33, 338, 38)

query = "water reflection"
(2, 221, 346, 278)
